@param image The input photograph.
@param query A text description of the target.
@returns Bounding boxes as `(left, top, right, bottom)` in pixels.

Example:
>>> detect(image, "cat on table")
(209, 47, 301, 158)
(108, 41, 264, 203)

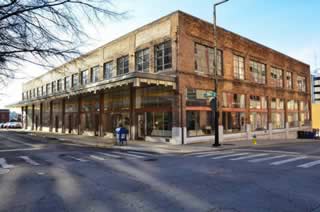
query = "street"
(0, 131, 320, 212)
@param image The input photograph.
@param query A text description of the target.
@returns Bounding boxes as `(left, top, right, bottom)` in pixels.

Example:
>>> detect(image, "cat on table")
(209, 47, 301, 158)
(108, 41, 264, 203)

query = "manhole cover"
(0, 168, 10, 175)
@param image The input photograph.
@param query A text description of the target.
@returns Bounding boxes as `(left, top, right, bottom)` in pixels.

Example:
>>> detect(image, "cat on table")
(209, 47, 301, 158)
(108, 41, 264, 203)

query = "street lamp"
(212, 0, 229, 147)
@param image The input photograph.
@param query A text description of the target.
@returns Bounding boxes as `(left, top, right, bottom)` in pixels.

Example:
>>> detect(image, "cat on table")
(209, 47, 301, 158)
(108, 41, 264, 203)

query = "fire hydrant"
(252, 134, 257, 145)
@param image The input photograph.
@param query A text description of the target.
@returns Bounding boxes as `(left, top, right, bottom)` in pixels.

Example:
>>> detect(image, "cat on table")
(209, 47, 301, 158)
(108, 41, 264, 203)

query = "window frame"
(155, 40, 172, 72)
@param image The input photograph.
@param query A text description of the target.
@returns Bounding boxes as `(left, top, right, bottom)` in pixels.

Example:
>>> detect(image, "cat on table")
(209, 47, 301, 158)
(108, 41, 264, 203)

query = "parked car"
(0, 123, 4, 128)
(3, 122, 10, 128)
(11, 122, 22, 129)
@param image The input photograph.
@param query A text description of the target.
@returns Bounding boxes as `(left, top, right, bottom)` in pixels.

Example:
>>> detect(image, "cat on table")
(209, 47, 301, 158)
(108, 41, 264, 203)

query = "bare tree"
(0, 0, 125, 86)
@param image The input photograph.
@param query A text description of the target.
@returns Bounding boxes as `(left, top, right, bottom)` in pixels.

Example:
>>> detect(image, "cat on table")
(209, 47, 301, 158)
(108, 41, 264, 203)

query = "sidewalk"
(9, 129, 319, 154)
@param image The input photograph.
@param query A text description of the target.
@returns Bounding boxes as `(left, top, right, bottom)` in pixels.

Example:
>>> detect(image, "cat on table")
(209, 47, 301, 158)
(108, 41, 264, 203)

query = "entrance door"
(35, 116, 38, 131)
(137, 113, 145, 140)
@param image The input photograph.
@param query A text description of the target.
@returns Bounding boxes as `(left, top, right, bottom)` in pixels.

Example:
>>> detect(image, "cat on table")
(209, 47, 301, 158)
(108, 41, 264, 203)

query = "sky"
(1, 0, 320, 111)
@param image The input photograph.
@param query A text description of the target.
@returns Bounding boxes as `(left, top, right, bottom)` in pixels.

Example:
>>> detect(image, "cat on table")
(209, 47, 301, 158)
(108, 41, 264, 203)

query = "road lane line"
(249, 155, 289, 163)
(270, 156, 308, 166)
(297, 160, 320, 168)
(211, 152, 250, 160)
(90, 155, 106, 161)
(0, 158, 15, 169)
(19, 156, 40, 166)
(230, 153, 269, 161)
(127, 151, 155, 157)
(68, 156, 88, 162)
(114, 152, 146, 159)
(196, 151, 234, 158)
(99, 152, 122, 159)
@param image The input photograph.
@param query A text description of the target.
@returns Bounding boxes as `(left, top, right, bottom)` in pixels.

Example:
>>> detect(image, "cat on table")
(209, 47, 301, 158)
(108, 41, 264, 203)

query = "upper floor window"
(286, 72, 293, 89)
(297, 75, 306, 92)
(270, 67, 283, 88)
(287, 100, 298, 110)
(65, 76, 71, 90)
(52, 81, 57, 93)
(136, 48, 150, 72)
(72, 73, 79, 87)
(103, 61, 113, 80)
(194, 43, 223, 76)
(233, 55, 244, 80)
(155, 41, 172, 72)
(32, 89, 35, 98)
(37, 87, 40, 97)
(91, 65, 99, 83)
(42, 86, 45, 96)
(250, 60, 266, 84)
(57, 79, 63, 92)
(81, 70, 89, 85)
(46, 83, 51, 95)
(117, 55, 129, 75)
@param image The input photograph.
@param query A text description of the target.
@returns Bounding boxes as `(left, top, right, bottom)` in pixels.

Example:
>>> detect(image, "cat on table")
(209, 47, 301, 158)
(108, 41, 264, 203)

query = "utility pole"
(212, 0, 229, 147)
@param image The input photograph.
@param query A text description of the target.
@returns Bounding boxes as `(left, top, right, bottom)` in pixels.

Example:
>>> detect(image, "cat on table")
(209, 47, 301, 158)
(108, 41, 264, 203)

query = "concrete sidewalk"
(6, 129, 319, 154)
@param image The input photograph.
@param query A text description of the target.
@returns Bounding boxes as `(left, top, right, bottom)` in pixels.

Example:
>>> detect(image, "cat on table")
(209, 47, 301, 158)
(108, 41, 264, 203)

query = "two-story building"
(13, 11, 311, 145)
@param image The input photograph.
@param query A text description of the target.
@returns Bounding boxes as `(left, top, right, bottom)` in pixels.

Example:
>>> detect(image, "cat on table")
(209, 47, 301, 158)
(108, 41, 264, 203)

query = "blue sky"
(2, 0, 320, 108)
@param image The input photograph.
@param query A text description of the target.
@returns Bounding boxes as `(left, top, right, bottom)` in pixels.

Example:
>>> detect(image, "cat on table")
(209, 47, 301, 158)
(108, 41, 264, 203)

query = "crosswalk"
(0, 150, 160, 174)
(185, 150, 320, 169)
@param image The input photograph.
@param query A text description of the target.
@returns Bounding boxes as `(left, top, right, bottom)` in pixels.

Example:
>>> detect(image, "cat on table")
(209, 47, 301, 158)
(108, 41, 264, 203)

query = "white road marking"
(185, 151, 218, 156)
(230, 153, 269, 161)
(297, 160, 320, 168)
(196, 151, 234, 158)
(249, 155, 289, 163)
(0, 147, 41, 153)
(270, 156, 308, 166)
(90, 155, 106, 161)
(115, 152, 146, 159)
(68, 156, 88, 162)
(0, 158, 15, 169)
(128, 151, 155, 157)
(98, 152, 122, 159)
(19, 156, 40, 166)
(211, 152, 250, 160)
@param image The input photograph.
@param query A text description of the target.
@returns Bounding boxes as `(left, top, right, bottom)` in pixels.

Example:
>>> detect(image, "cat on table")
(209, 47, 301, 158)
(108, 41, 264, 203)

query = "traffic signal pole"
(212, 0, 229, 147)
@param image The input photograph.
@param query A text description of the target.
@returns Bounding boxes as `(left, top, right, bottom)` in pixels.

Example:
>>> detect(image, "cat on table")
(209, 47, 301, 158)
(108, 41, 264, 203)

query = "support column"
(21, 106, 25, 129)
(40, 103, 43, 131)
(25, 106, 28, 129)
(246, 95, 251, 140)
(77, 95, 81, 135)
(129, 86, 135, 140)
(49, 101, 53, 132)
(62, 98, 65, 133)
(32, 104, 35, 131)
(99, 92, 104, 137)
(267, 96, 272, 139)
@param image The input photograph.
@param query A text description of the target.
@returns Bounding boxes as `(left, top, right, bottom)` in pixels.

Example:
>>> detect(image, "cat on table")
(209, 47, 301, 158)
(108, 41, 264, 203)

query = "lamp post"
(212, 0, 229, 147)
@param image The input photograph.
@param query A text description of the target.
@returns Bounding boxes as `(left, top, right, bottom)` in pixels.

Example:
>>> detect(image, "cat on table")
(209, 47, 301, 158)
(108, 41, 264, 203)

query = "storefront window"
(271, 98, 285, 129)
(187, 111, 213, 137)
(136, 86, 174, 109)
(300, 101, 310, 126)
(104, 88, 130, 111)
(222, 112, 246, 133)
(146, 112, 172, 137)
(250, 112, 268, 131)
(271, 112, 285, 129)
(287, 100, 299, 127)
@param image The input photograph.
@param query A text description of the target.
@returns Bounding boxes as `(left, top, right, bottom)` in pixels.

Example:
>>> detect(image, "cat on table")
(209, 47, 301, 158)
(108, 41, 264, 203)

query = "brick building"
(0, 109, 10, 123)
(12, 11, 311, 144)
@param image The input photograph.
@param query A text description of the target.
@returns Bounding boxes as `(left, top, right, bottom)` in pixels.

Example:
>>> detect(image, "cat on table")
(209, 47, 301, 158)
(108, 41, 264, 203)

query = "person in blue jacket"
(115, 124, 128, 146)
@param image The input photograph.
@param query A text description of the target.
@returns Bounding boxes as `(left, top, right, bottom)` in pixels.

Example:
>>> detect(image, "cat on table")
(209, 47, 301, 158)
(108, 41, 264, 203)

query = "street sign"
(204, 91, 216, 98)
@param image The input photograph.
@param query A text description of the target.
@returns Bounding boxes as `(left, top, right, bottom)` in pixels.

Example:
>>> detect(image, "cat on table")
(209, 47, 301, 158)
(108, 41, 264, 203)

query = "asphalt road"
(0, 131, 320, 212)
